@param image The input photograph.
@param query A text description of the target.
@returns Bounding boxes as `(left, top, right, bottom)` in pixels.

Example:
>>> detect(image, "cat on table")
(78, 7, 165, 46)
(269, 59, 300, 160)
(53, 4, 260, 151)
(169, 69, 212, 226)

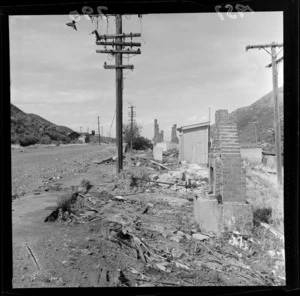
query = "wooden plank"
(150, 160, 171, 170)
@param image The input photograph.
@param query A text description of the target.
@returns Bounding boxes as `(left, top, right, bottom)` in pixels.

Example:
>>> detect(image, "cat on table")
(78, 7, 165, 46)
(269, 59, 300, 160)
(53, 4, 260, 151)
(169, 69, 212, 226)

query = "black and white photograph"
(2, 0, 297, 291)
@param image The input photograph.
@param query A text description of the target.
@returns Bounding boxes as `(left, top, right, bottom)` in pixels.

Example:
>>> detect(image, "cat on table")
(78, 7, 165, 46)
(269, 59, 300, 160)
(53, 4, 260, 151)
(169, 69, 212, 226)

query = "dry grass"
(246, 167, 284, 234)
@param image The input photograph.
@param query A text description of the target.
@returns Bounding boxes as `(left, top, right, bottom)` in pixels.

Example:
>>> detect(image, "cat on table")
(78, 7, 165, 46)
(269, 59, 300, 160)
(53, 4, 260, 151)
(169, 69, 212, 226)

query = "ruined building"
(209, 109, 246, 203)
(193, 109, 252, 235)
(153, 119, 164, 144)
(171, 124, 179, 144)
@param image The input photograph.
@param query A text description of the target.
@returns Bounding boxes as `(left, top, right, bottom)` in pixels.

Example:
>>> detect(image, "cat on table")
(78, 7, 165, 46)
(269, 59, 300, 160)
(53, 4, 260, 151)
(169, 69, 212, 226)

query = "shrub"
(11, 134, 18, 144)
(80, 179, 92, 192)
(40, 135, 51, 145)
(19, 134, 39, 146)
(132, 136, 153, 150)
(253, 207, 272, 227)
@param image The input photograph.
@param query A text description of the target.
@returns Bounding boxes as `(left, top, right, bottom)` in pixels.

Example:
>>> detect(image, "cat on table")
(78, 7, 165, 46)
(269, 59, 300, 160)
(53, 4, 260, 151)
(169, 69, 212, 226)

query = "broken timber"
(150, 160, 170, 170)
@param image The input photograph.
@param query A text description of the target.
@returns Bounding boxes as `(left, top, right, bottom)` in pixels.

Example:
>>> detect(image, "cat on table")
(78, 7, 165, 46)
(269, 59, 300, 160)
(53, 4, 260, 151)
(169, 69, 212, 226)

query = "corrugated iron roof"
(177, 121, 210, 132)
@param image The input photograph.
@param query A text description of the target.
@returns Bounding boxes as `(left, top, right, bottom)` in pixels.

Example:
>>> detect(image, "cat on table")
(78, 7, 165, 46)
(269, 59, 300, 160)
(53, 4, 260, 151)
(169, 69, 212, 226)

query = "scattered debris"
(261, 222, 284, 243)
(14, 146, 285, 287)
(26, 244, 40, 270)
(192, 233, 210, 241)
(150, 160, 171, 170)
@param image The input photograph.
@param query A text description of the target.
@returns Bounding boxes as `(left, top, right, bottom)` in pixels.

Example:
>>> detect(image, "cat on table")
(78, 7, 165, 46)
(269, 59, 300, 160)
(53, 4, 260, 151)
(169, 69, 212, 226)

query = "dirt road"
(11, 143, 116, 197)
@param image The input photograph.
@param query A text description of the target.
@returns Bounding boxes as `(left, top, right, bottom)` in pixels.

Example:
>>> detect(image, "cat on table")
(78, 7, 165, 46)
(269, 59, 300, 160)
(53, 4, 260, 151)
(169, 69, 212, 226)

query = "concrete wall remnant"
(171, 124, 179, 144)
(153, 146, 163, 162)
(153, 119, 164, 144)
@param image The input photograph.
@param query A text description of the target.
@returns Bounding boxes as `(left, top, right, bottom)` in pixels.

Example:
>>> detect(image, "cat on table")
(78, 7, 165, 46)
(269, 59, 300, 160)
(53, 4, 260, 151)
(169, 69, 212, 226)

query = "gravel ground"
(11, 143, 116, 197)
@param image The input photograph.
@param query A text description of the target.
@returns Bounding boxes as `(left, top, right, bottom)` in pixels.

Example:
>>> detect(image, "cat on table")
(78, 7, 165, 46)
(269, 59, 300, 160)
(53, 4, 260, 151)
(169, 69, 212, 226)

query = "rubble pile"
(42, 148, 285, 286)
(37, 148, 285, 287)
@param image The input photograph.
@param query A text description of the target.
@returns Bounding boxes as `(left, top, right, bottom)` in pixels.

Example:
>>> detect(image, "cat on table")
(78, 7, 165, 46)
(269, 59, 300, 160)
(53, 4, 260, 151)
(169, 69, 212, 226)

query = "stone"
(176, 231, 185, 237)
(192, 233, 210, 241)
(169, 235, 182, 243)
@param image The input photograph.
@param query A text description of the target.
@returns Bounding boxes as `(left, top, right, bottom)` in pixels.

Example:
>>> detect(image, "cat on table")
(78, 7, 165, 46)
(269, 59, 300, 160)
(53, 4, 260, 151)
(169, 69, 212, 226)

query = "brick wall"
(209, 110, 246, 203)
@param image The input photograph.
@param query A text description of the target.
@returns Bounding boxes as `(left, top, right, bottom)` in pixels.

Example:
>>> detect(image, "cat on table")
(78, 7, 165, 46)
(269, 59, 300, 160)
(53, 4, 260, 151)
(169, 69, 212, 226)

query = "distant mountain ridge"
(211, 86, 283, 149)
(11, 104, 74, 145)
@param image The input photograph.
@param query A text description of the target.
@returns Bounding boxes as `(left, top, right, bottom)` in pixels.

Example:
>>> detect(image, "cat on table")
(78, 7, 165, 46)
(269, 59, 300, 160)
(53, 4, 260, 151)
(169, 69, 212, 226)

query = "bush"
(40, 135, 51, 145)
(11, 134, 18, 144)
(19, 134, 39, 147)
(132, 136, 153, 150)
(253, 207, 272, 227)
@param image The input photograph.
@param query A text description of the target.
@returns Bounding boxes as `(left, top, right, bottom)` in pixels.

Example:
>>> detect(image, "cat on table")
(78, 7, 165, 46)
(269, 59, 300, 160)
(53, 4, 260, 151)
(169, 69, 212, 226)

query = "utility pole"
(97, 116, 100, 145)
(208, 107, 211, 168)
(246, 42, 283, 186)
(80, 126, 82, 133)
(96, 14, 142, 173)
(128, 105, 136, 150)
(254, 122, 258, 143)
(251, 121, 258, 143)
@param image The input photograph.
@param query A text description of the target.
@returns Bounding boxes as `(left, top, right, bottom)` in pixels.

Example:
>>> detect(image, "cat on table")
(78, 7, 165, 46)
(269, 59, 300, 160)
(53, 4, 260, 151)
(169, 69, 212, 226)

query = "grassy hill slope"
(11, 104, 74, 146)
(210, 86, 283, 151)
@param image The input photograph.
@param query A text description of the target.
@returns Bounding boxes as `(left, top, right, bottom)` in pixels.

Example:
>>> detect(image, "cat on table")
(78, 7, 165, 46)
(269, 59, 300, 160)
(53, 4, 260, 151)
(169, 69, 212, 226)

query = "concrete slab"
(193, 197, 253, 235)
(153, 146, 163, 162)
(155, 142, 168, 152)
(193, 198, 223, 234)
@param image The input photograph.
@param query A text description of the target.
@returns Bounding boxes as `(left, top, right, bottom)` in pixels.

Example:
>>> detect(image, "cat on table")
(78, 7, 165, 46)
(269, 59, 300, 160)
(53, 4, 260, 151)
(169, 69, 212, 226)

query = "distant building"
(68, 132, 90, 143)
(177, 121, 210, 166)
(67, 132, 81, 141)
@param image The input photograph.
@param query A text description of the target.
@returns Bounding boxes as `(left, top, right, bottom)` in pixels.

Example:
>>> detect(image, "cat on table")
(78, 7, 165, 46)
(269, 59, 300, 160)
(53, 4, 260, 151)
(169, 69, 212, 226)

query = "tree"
(123, 122, 153, 150)
(123, 122, 142, 146)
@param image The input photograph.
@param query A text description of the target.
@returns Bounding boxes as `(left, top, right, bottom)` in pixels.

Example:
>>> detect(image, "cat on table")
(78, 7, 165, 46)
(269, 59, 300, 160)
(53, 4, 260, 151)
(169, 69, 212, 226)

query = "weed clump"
(253, 207, 272, 227)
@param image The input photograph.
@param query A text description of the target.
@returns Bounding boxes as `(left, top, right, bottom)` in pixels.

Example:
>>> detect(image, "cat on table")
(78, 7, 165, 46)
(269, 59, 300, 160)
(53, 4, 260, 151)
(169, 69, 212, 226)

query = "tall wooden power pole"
(97, 116, 100, 145)
(96, 14, 142, 173)
(128, 105, 136, 150)
(208, 107, 211, 168)
(246, 42, 283, 186)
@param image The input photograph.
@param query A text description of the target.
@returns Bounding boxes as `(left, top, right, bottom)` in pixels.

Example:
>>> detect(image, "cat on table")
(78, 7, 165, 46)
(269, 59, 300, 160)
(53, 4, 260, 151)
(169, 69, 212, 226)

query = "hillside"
(211, 86, 283, 151)
(11, 104, 74, 146)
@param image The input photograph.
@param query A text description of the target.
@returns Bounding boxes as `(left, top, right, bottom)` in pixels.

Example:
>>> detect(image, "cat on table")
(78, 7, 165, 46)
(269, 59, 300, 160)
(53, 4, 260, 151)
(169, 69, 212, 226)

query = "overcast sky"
(10, 12, 283, 140)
